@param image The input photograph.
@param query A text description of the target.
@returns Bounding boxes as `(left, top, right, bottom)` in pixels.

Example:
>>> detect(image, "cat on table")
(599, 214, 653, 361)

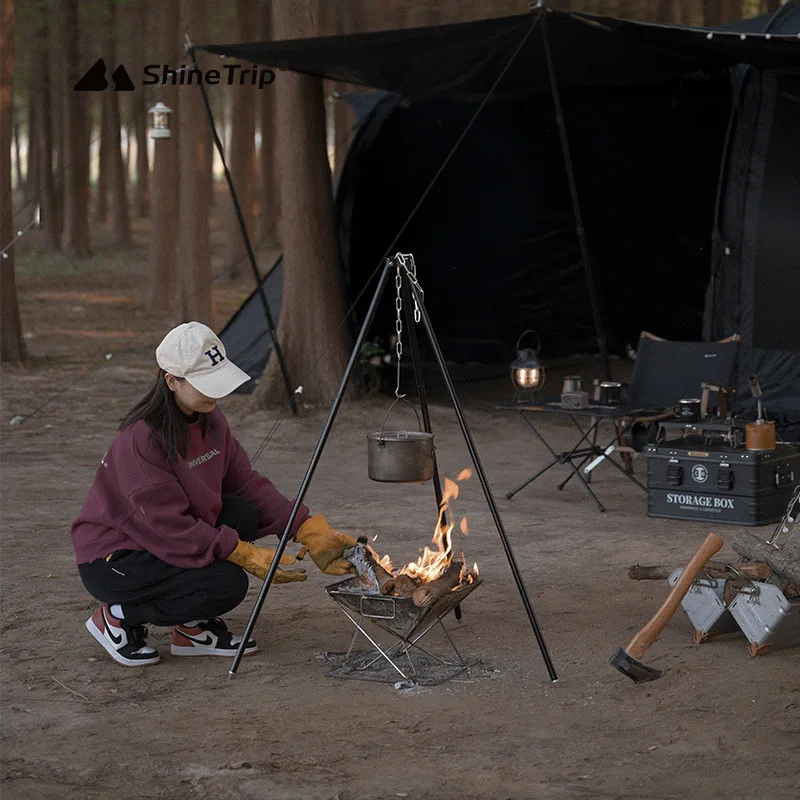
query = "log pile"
(732, 527, 800, 587)
(732, 492, 800, 588)
(628, 561, 772, 581)
(629, 491, 800, 595)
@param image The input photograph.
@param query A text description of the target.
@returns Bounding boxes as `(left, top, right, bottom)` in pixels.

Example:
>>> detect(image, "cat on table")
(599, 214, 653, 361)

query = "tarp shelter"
(207, 3, 800, 429)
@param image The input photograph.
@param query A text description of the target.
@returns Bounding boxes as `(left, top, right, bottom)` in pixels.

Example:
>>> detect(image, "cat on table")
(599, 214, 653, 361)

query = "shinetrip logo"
(74, 59, 275, 91)
(74, 59, 134, 91)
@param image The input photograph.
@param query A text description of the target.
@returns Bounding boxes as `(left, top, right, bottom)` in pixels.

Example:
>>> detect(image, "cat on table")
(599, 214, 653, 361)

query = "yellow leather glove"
(295, 514, 358, 575)
(225, 540, 307, 583)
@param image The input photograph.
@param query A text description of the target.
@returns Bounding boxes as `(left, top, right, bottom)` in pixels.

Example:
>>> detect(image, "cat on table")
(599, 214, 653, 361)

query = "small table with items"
(494, 398, 647, 512)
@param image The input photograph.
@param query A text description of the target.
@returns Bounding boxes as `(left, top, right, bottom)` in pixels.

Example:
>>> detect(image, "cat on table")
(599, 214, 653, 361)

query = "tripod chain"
(391, 252, 425, 399)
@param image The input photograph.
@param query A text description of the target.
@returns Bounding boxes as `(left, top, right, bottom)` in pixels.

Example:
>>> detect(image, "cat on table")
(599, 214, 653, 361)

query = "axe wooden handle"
(626, 532, 724, 662)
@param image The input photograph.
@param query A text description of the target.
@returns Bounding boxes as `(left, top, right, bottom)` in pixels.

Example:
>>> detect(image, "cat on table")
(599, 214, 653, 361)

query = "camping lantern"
(511, 330, 545, 399)
(148, 102, 173, 139)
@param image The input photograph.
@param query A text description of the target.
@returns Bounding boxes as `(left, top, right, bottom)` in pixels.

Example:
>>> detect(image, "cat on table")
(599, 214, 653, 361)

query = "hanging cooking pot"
(367, 398, 435, 483)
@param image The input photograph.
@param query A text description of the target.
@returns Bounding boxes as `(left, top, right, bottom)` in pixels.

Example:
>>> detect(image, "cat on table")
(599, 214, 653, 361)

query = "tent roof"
(198, 4, 800, 100)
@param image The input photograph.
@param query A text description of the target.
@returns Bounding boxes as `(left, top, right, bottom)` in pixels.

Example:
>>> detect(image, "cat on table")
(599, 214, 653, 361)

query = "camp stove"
(323, 575, 482, 687)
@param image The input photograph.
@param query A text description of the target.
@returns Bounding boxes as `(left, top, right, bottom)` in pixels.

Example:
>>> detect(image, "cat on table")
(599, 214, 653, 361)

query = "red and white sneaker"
(171, 618, 258, 657)
(85, 605, 160, 667)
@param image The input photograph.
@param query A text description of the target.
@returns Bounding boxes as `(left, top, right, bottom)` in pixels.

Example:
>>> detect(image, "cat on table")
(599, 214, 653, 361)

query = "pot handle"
(378, 396, 423, 442)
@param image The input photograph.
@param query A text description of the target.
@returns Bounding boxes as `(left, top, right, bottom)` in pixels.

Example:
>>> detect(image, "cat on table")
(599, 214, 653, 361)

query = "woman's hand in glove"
(295, 515, 358, 575)
(225, 540, 307, 583)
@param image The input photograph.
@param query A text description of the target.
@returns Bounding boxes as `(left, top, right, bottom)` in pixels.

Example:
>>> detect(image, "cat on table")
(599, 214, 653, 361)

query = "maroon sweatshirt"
(71, 408, 309, 568)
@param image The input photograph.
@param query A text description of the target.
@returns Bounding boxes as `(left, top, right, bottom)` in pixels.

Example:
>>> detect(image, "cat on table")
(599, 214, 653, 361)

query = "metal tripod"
(228, 254, 558, 682)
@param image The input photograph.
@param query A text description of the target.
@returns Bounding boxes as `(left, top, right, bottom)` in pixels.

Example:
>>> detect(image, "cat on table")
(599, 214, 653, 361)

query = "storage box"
(644, 442, 800, 525)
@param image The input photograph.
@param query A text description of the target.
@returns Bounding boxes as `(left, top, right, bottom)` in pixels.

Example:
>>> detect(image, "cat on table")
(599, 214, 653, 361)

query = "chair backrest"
(625, 332, 740, 413)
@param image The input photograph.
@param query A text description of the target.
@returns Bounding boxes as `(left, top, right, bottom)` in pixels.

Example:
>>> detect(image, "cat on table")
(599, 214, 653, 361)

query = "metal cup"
(673, 398, 702, 422)
(599, 381, 622, 405)
(562, 375, 582, 394)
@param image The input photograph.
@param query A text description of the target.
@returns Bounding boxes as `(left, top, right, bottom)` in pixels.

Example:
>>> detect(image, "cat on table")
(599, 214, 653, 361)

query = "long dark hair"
(119, 369, 208, 462)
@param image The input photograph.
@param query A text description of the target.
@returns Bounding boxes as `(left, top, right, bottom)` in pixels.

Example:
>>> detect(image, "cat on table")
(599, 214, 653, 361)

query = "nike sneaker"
(170, 617, 258, 657)
(85, 605, 160, 667)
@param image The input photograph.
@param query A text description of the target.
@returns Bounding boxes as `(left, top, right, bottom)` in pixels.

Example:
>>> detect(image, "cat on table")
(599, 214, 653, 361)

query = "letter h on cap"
(205, 346, 225, 366)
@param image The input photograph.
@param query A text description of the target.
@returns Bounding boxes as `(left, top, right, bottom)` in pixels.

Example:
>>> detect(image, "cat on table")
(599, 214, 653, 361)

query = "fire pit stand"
(323, 577, 483, 686)
(228, 254, 556, 683)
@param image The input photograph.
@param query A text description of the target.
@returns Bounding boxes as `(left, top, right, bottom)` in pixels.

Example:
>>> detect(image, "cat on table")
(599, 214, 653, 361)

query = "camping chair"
(608, 331, 741, 469)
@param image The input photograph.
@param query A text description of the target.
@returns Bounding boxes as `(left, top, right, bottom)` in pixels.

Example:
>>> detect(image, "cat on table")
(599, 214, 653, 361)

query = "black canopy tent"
(206, 3, 800, 427)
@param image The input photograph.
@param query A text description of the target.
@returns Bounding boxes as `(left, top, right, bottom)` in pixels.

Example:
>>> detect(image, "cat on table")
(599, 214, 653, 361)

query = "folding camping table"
(495, 399, 647, 512)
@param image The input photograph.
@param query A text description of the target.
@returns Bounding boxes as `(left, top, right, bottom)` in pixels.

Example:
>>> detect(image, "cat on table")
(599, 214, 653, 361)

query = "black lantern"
(511, 330, 545, 400)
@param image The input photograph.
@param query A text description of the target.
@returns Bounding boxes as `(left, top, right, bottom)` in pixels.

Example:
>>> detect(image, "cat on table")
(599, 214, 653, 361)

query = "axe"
(610, 532, 724, 683)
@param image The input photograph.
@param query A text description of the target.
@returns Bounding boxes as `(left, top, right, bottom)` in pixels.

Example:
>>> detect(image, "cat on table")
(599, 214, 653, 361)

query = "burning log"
(344, 539, 394, 594)
(381, 574, 419, 598)
(412, 559, 465, 608)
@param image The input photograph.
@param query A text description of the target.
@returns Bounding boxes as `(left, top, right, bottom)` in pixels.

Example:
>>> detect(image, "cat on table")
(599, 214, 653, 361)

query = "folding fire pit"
(324, 575, 482, 687)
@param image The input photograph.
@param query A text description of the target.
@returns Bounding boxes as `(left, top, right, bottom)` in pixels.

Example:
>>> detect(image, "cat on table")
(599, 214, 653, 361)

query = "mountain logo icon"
(74, 59, 135, 91)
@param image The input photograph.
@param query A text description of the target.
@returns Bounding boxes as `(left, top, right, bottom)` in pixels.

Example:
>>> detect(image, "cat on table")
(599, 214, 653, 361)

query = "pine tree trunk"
(31, 10, 58, 248)
(147, 0, 179, 313)
(25, 97, 37, 202)
(224, 0, 258, 279)
(106, 88, 132, 245)
(332, 0, 356, 181)
(94, 93, 109, 223)
(704, 0, 740, 26)
(657, 0, 681, 23)
(1, 0, 27, 363)
(258, 0, 280, 247)
(13, 114, 24, 192)
(132, 0, 150, 222)
(62, 0, 91, 256)
(103, 0, 131, 245)
(177, 0, 213, 325)
(254, 0, 350, 406)
(133, 94, 150, 217)
(49, 0, 64, 244)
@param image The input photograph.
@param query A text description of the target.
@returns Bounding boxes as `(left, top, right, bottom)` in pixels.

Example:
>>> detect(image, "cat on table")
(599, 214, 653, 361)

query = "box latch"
(717, 465, 734, 491)
(667, 461, 683, 486)
(774, 464, 795, 487)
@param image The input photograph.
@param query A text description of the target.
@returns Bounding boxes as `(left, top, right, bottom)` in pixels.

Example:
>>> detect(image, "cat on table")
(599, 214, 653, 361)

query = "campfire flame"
(396, 469, 477, 585)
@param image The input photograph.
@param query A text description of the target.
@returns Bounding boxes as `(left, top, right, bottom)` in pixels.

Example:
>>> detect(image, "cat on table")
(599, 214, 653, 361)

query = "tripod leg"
(401, 280, 462, 619)
(407, 280, 558, 682)
(228, 259, 395, 678)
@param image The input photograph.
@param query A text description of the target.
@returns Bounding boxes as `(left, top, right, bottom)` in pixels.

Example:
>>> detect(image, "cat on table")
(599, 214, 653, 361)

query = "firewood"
(381, 574, 419, 598)
(732, 527, 800, 587)
(412, 560, 464, 608)
(628, 560, 772, 582)
(344, 540, 393, 594)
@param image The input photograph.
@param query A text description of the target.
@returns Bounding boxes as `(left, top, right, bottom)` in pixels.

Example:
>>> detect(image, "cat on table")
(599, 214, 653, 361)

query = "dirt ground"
(2, 228, 799, 800)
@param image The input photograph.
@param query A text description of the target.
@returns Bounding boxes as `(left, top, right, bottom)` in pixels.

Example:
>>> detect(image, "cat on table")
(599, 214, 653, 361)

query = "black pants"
(78, 495, 259, 626)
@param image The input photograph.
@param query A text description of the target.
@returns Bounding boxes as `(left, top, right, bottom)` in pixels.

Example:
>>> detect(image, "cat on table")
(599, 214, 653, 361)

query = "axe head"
(609, 647, 663, 683)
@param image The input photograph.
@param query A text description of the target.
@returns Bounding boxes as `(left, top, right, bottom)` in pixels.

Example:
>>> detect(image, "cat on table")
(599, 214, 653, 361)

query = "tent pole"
(188, 46, 298, 414)
(537, 4, 611, 379)
(227, 257, 395, 678)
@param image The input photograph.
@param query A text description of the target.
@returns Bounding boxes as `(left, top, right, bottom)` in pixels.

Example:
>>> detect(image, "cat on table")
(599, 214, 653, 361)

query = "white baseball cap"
(155, 322, 250, 399)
